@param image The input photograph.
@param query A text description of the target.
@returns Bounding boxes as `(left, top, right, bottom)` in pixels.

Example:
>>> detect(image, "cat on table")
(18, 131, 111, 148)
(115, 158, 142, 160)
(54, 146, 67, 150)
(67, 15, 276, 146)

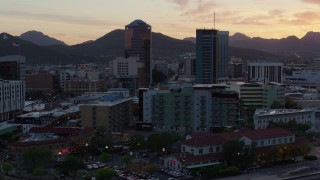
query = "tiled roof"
(241, 128, 294, 140)
(181, 128, 294, 147)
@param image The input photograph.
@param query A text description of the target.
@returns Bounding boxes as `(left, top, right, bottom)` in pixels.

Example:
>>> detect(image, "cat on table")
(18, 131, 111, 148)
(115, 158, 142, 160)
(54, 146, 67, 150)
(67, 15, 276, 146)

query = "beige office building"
(80, 98, 132, 134)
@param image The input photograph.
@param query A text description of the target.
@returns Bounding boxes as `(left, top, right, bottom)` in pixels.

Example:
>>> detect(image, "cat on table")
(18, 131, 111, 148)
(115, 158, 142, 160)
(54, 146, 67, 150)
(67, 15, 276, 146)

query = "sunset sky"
(1, 0, 320, 45)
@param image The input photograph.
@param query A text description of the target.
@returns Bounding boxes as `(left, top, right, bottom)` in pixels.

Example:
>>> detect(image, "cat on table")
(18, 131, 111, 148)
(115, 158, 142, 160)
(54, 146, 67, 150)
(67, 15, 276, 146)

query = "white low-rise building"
(254, 109, 315, 130)
(284, 70, 320, 87)
(162, 128, 295, 172)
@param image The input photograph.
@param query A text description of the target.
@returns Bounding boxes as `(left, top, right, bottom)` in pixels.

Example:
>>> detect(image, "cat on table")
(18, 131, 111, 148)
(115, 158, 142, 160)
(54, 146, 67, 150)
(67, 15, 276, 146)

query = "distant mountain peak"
(183, 37, 196, 44)
(302, 31, 320, 41)
(231, 32, 250, 39)
(20, 30, 66, 46)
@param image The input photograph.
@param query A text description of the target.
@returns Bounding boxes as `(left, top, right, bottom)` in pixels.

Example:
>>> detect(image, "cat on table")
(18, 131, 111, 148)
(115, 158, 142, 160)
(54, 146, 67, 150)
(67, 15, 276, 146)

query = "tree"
(146, 132, 181, 152)
(32, 166, 45, 177)
(120, 155, 132, 168)
(264, 146, 281, 163)
(48, 168, 59, 179)
(271, 100, 283, 109)
(95, 168, 117, 180)
(222, 140, 245, 167)
(96, 126, 107, 136)
(100, 153, 111, 163)
(267, 120, 311, 132)
(22, 149, 52, 171)
(246, 105, 259, 127)
(152, 69, 167, 84)
(61, 156, 85, 176)
(129, 133, 145, 151)
(285, 97, 302, 109)
(142, 164, 159, 175)
(88, 135, 111, 155)
(2, 162, 13, 175)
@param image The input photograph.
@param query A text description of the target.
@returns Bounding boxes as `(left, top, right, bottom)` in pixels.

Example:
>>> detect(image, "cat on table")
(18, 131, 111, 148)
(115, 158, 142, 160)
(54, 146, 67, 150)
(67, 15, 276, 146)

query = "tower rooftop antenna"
(214, 11, 216, 30)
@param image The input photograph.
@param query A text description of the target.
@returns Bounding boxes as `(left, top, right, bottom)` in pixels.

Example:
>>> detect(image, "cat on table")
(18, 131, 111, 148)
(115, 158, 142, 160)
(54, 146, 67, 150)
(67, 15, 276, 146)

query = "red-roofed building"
(161, 128, 295, 172)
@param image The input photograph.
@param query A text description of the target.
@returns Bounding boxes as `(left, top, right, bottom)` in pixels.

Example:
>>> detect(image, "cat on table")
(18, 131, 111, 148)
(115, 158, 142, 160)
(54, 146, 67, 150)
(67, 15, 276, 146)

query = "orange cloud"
(181, 0, 219, 19)
(174, 0, 189, 7)
(233, 15, 269, 26)
(302, 0, 320, 5)
(269, 9, 285, 17)
(279, 11, 320, 25)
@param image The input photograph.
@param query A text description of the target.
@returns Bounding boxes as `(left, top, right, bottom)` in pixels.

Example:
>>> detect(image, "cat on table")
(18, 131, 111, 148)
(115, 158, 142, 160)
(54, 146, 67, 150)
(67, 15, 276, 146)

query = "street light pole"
(106, 145, 114, 167)
(137, 143, 141, 172)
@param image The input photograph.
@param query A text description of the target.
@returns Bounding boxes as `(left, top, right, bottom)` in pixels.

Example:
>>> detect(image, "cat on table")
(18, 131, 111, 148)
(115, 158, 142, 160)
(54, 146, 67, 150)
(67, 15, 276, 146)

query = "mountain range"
(20, 31, 66, 46)
(3, 29, 319, 64)
(185, 32, 320, 56)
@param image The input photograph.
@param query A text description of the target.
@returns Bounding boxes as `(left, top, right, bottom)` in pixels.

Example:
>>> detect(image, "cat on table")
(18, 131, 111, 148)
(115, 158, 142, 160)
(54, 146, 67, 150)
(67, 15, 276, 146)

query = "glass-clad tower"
(125, 20, 151, 87)
(196, 29, 229, 84)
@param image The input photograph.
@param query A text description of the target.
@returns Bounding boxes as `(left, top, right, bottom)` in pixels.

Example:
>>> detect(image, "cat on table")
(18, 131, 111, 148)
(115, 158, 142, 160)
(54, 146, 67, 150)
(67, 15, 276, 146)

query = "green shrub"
(304, 155, 317, 161)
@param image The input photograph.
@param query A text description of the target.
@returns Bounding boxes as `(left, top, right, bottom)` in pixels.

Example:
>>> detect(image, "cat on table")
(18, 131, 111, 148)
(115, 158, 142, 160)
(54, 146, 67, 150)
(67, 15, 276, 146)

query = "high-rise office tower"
(0, 55, 26, 80)
(125, 20, 151, 88)
(247, 61, 283, 84)
(195, 29, 229, 84)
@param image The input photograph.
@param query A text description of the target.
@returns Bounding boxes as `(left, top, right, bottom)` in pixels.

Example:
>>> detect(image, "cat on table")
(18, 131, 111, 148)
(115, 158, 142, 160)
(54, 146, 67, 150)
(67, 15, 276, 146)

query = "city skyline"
(1, 0, 320, 45)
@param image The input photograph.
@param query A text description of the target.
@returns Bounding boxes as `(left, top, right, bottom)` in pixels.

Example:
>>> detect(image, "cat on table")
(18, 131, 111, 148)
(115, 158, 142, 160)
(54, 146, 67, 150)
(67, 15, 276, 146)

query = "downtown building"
(64, 78, 106, 97)
(283, 70, 320, 88)
(161, 128, 295, 172)
(0, 80, 25, 122)
(195, 29, 229, 84)
(0, 55, 26, 123)
(125, 19, 152, 88)
(143, 85, 239, 132)
(247, 61, 283, 84)
(80, 94, 132, 134)
(108, 56, 141, 94)
(0, 55, 26, 81)
(228, 82, 285, 109)
(254, 108, 315, 130)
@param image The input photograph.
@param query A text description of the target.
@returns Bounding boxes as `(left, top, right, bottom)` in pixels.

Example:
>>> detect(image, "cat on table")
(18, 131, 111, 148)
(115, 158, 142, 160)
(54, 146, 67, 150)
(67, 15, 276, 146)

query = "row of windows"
(257, 136, 293, 147)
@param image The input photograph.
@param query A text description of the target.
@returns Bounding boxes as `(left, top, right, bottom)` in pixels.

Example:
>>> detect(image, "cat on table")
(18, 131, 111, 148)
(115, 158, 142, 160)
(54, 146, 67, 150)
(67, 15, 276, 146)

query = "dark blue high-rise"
(196, 29, 229, 84)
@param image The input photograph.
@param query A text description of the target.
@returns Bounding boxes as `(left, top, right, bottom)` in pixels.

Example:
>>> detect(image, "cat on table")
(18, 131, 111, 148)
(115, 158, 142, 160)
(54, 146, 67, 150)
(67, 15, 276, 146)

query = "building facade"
(0, 80, 25, 122)
(196, 29, 229, 84)
(64, 78, 106, 96)
(254, 108, 315, 130)
(162, 128, 295, 172)
(283, 70, 320, 88)
(184, 53, 196, 76)
(26, 73, 55, 92)
(229, 57, 244, 78)
(125, 19, 151, 87)
(80, 97, 132, 134)
(109, 57, 143, 77)
(143, 85, 239, 132)
(59, 70, 77, 89)
(247, 61, 283, 84)
(229, 82, 285, 109)
(193, 84, 239, 131)
(0, 55, 26, 80)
